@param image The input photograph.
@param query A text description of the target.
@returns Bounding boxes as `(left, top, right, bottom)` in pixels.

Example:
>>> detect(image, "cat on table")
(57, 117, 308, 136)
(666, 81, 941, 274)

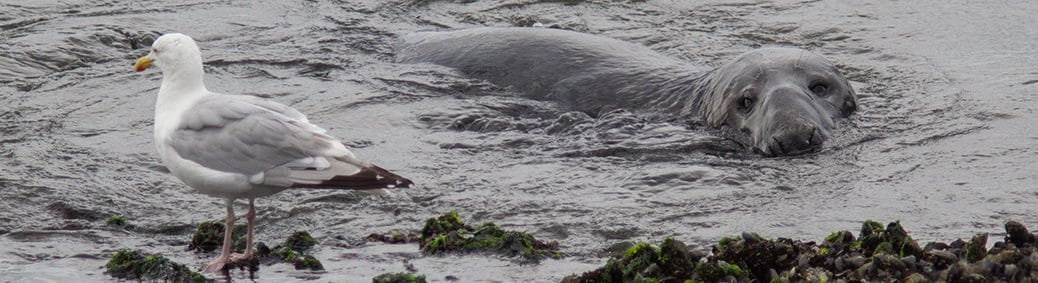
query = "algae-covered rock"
(105, 249, 205, 282)
(657, 238, 697, 276)
(246, 231, 323, 270)
(565, 220, 1038, 282)
(202, 230, 324, 271)
(1005, 221, 1036, 248)
(189, 220, 247, 253)
(419, 211, 465, 241)
(418, 212, 560, 262)
(367, 232, 421, 244)
(263, 232, 325, 270)
(372, 272, 428, 283)
(285, 230, 317, 252)
(965, 232, 987, 263)
(713, 232, 804, 281)
(857, 220, 923, 258)
(292, 254, 324, 270)
(822, 230, 855, 255)
(562, 238, 725, 283)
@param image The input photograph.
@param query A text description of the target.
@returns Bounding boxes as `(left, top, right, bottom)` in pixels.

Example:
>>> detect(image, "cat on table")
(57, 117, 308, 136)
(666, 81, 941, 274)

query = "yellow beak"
(134, 56, 153, 72)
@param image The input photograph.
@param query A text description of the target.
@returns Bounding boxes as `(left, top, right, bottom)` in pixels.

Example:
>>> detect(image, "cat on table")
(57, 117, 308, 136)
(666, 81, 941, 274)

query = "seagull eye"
(152, 48, 159, 53)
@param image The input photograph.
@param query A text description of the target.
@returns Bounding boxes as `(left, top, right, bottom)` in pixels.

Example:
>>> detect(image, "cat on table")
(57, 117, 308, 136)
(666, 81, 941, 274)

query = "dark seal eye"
(810, 83, 828, 96)
(738, 97, 755, 112)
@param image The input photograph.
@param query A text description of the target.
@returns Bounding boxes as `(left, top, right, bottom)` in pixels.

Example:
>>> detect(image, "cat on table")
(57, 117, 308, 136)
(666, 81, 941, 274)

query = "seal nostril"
(809, 128, 824, 147)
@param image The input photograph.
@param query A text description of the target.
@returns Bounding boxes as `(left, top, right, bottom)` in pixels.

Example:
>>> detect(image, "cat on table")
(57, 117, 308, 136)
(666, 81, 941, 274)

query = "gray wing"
(169, 94, 338, 175)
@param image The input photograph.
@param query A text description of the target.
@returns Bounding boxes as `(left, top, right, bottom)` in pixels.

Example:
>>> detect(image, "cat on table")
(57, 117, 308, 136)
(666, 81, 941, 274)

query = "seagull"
(133, 33, 412, 272)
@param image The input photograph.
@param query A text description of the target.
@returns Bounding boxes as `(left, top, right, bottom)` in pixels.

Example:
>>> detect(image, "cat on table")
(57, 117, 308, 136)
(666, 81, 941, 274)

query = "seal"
(397, 27, 857, 156)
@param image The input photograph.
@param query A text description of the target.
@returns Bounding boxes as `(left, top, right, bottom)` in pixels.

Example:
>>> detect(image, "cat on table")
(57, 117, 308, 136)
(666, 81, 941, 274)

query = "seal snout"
(767, 124, 826, 156)
(757, 86, 833, 156)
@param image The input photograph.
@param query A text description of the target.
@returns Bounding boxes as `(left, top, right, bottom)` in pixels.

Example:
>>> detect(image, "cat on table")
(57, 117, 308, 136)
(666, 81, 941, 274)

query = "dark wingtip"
(290, 164, 414, 190)
(370, 165, 414, 189)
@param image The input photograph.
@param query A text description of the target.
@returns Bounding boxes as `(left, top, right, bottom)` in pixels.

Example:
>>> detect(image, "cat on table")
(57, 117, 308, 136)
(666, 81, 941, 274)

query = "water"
(1, 0, 1036, 281)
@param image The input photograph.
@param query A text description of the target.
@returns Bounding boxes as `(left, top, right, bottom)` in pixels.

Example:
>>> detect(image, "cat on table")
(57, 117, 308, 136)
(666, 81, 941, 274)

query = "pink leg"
(231, 198, 256, 261)
(203, 199, 235, 273)
(246, 198, 255, 257)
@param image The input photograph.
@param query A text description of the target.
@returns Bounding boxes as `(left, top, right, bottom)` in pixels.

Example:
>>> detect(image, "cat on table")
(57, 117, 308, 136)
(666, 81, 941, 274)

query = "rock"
(105, 249, 205, 282)
(965, 233, 988, 263)
(900, 255, 917, 270)
(714, 234, 801, 281)
(284, 231, 317, 252)
(902, 272, 927, 283)
(872, 254, 908, 279)
(418, 212, 560, 262)
(372, 272, 428, 283)
(565, 220, 1038, 282)
(858, 221, 923, 258)
(367, 232, 421, 244)
(599, 241, 635, 258)
(823, 230, 855, 255)
(657, 238, 696, 276)
(1005, 221, 1036, 247)
(926, 249, 958, 269)
(188, 220, 247, 253)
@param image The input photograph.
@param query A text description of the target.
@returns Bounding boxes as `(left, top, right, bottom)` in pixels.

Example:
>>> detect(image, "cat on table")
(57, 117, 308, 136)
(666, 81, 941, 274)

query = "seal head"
(695, 48, 857, 156)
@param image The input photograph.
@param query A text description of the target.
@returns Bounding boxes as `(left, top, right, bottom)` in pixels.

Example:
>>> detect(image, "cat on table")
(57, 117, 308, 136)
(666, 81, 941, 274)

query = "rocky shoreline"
(564, 220, 1038, 282)
(105, 214, 1037, 282)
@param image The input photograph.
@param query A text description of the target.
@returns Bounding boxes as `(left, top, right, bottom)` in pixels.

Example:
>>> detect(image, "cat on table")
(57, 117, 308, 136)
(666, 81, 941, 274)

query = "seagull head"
(134, 33, 203, 75)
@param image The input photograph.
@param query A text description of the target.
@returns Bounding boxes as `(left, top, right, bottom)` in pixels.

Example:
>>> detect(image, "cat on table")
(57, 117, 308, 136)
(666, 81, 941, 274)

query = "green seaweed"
(418, 212, 559, 262)
(621, 242, 659, 278)
(106, 215, 127, 227)
(419, 211, 464, 240)
(713, 233, 797, 281)
(715, 236, 741, 253)
(105, 249, 205, 282)
(188, 220, 247, 253)
(292, 254, 323, 270)
(965, 233, 988, 263)
(693, 260, 747, 282)
(284, 231, 317, 252)
(562, 238, 710, 283)
(657, 238, 696, 276)
(278, 248, 300, 262)
(372, 272, 428, 283)
(269, 243, 324, 270)
(824, 231, 843, 243)
(267, 231, 324, 270)
(821, 230, 855, 256)
(208, 230, 325, 271)
(849, 241, 862, 251)
(873, 241, 894, 256)
(857, 220, 922, 258)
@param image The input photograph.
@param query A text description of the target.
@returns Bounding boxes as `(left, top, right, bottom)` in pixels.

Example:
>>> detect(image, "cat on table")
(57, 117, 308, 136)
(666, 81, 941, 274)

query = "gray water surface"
(1, 0, 1035, 281)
